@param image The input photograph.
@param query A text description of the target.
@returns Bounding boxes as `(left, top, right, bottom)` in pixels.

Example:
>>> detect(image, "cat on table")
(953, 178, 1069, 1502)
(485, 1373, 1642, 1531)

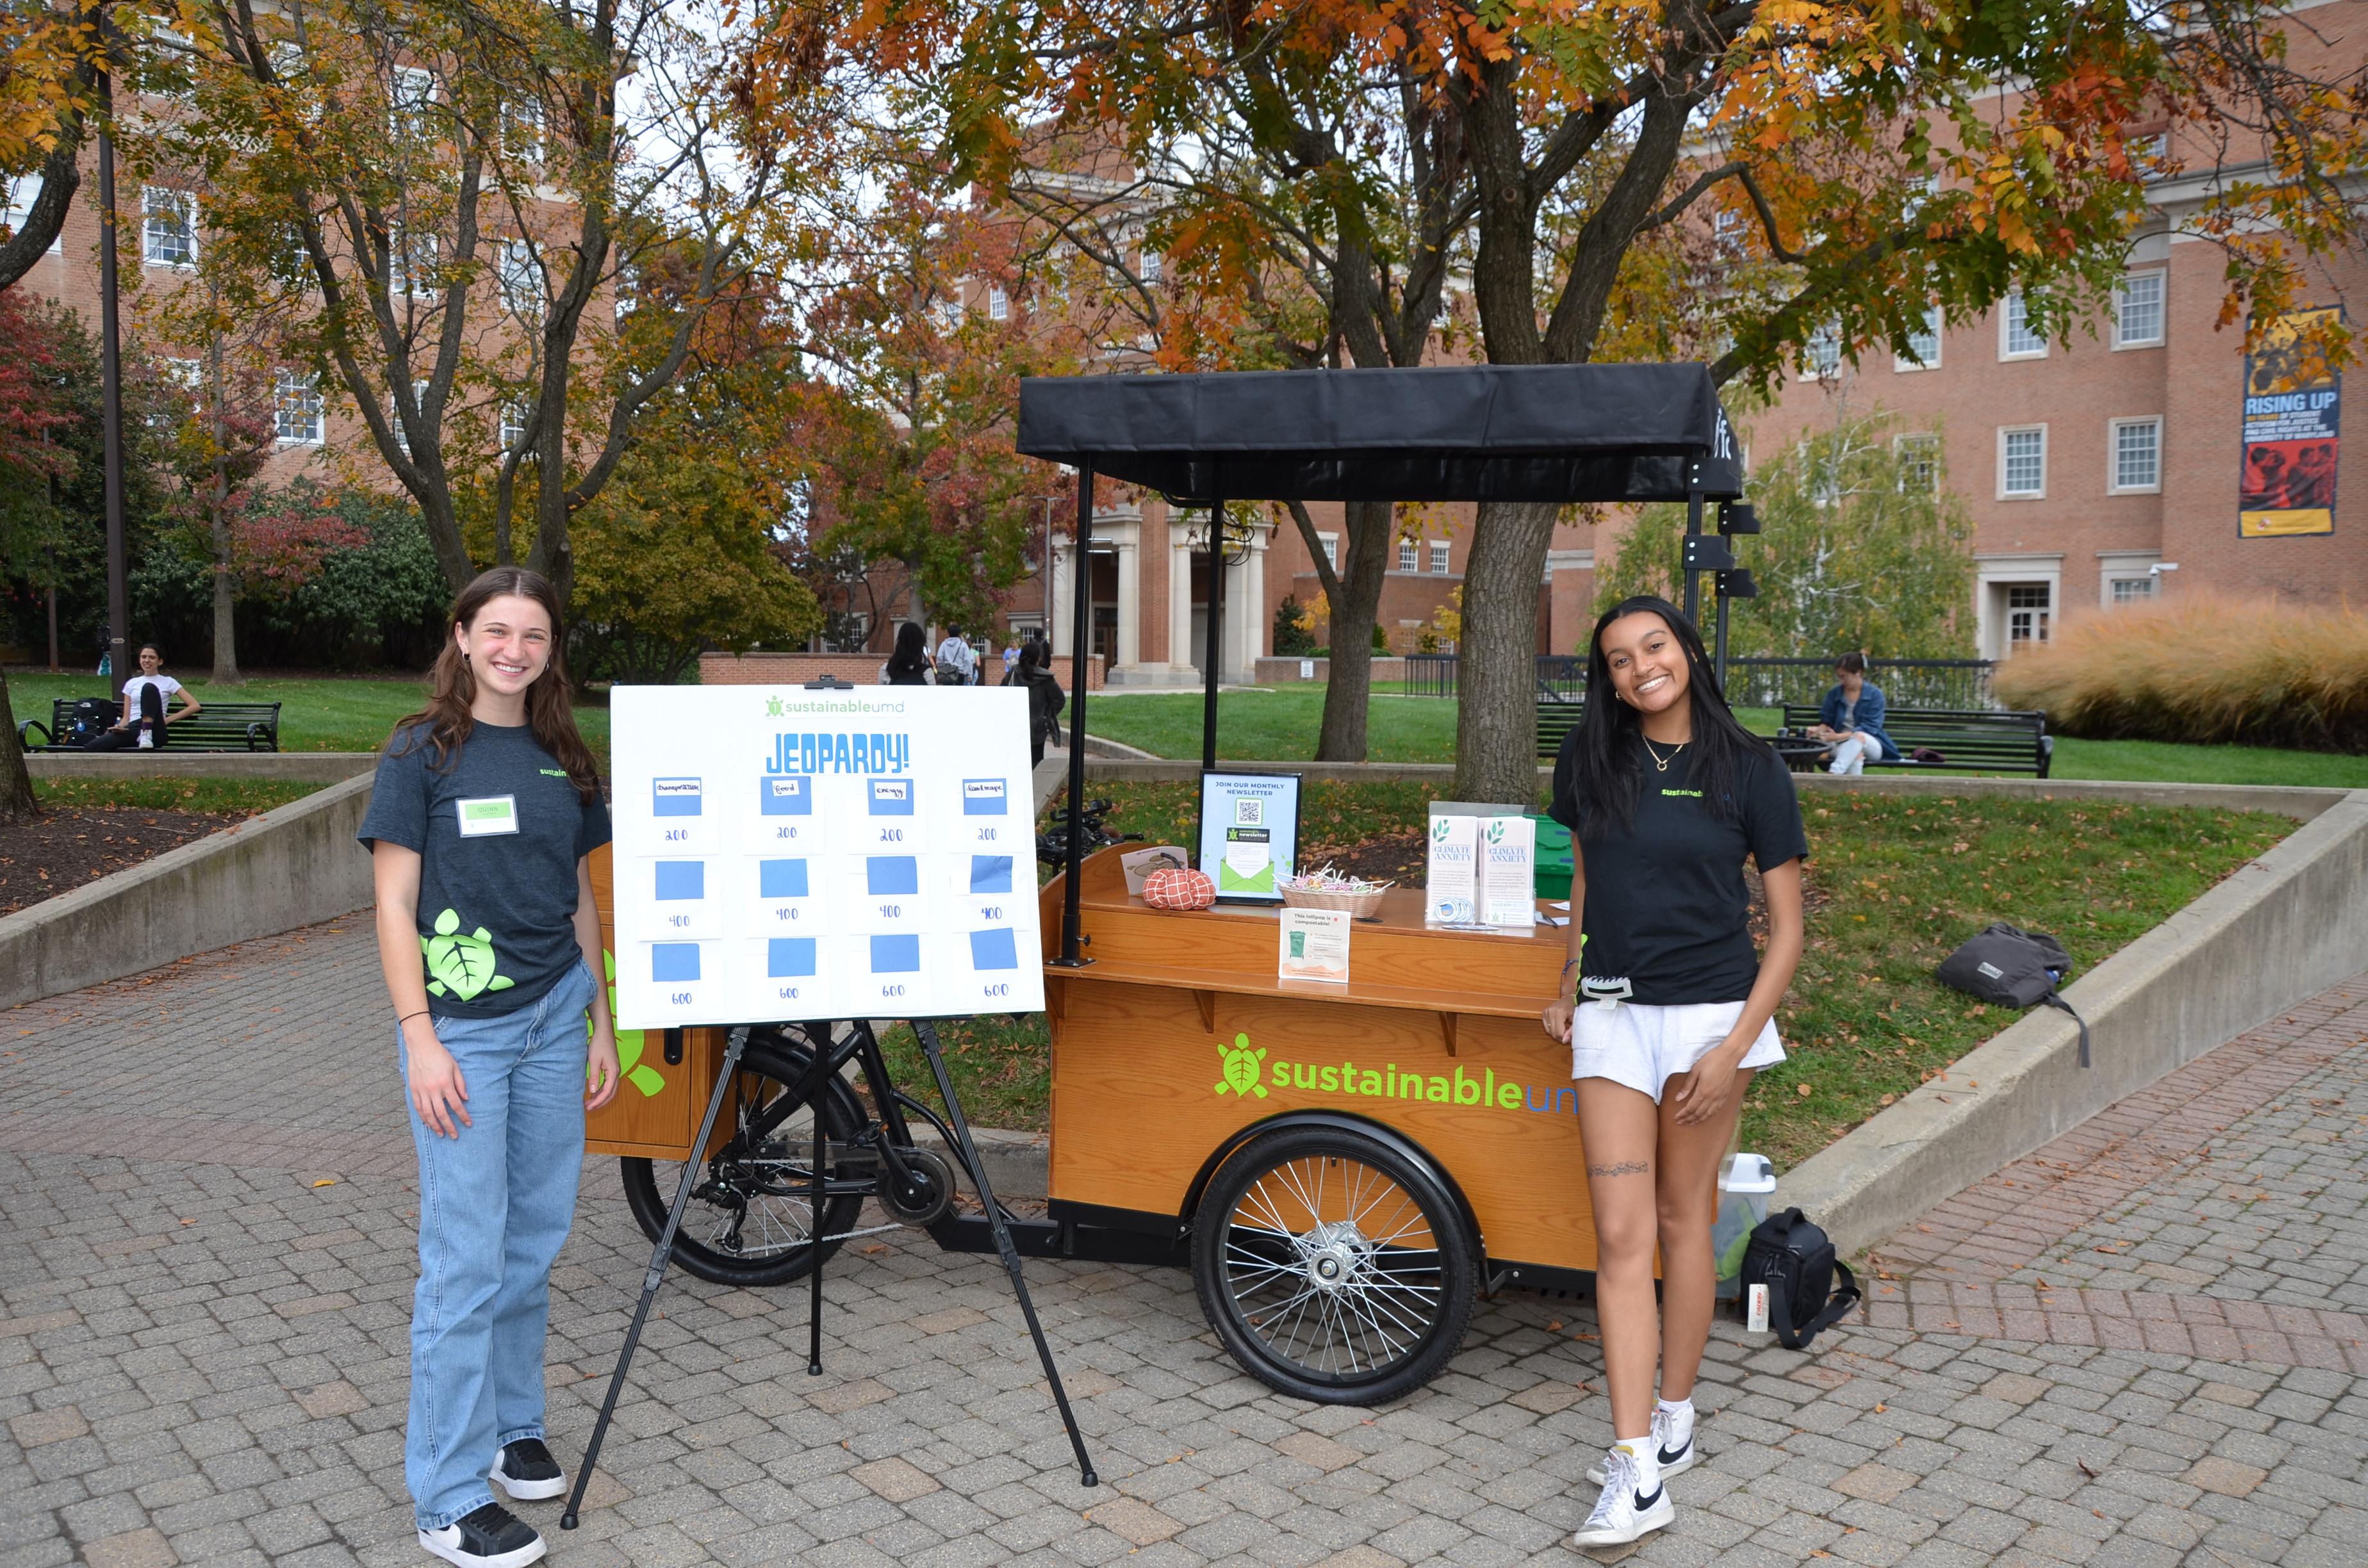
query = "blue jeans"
(399, 960, 595, 1530)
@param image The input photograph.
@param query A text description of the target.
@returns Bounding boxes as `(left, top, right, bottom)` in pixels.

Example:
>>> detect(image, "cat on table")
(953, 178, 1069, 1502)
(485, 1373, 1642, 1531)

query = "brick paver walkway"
(4, 925, 2365, 1567)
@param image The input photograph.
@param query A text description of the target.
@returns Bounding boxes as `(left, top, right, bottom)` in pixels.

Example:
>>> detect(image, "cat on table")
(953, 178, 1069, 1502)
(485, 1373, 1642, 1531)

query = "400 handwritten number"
(775, 907, 800, 920)
(878, 904, 901, 919)
(979, 906, 1003, 920)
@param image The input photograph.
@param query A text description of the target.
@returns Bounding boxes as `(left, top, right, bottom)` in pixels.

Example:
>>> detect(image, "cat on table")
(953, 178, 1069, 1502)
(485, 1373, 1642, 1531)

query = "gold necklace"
(1641, 735, 1686, 772)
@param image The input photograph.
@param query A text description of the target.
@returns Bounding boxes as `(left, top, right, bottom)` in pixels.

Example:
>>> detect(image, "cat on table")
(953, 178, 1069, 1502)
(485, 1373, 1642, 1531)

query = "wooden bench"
(1770, 704, 2053, 777)
(19, 697, 285, 752)
(1535, 696, 1583, 760)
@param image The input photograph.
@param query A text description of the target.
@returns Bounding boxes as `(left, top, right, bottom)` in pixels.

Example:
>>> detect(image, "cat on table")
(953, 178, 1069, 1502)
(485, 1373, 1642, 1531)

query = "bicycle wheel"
(619, 1036, 868, 1287)
(1192, 1123, 1477, 1404)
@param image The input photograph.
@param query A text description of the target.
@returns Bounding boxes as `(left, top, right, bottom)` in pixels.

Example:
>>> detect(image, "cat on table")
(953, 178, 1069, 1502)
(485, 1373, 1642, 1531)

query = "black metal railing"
(1403, 653, 1996, 710)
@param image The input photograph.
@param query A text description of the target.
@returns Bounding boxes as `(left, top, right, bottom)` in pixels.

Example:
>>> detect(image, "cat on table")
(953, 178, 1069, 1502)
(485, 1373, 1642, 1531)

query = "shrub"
(1992, 596, 2368, 753)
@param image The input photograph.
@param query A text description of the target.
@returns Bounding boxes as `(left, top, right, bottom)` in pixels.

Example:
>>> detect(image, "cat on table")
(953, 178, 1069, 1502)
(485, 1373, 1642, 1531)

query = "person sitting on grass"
(1806, 651, 1898, 775)
(81, 642, 201, 751)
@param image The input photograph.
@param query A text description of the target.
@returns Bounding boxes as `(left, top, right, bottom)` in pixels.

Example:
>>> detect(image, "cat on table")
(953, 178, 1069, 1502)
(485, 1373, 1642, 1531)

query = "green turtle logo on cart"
(1214, 1033, 1268, 1098)
(421, 909, 514, 1000)
(594, 949, 666, 1098)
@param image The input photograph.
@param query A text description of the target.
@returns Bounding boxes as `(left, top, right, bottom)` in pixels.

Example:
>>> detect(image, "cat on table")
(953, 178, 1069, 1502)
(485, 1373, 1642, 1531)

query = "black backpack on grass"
(1936, 922, 2093, 1068)
(1741, 1209, 1861, 1351)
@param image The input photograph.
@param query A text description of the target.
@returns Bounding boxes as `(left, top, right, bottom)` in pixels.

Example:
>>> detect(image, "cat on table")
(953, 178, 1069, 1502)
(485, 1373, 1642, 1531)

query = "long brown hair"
(391, 567, 603, 803)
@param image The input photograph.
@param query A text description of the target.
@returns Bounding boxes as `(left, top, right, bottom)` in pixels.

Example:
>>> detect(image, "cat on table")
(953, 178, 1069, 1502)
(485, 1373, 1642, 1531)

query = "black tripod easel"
(561, 1017, 1097, 1530)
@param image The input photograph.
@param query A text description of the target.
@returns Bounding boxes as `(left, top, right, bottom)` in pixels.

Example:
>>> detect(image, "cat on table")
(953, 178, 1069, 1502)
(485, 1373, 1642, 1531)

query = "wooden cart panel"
(586, 843, 736, 1161)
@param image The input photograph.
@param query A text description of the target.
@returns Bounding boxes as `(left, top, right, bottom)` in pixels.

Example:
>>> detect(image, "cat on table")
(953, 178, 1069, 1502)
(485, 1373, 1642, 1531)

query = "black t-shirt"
(357, 721, 613, 1017)
(1546, 739, 1807, 1006)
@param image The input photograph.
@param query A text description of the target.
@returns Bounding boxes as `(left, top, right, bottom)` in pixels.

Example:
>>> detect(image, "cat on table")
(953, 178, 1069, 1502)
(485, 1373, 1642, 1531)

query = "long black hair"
(1566, 594, 1774, 837)
(885, 621, 931, 680)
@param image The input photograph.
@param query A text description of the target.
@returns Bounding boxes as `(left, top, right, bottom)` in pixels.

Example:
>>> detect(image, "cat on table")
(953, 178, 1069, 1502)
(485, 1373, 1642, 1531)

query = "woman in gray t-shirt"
(357, 567, 616, 1568)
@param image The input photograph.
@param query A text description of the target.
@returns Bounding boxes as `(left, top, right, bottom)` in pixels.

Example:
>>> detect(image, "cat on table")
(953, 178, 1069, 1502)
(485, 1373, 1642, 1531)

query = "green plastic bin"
(1528, 813, 1572, 901)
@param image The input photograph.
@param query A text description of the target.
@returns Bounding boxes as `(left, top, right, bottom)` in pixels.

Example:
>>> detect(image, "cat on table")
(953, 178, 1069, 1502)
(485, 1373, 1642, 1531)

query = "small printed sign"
(456, 794, 519, 837)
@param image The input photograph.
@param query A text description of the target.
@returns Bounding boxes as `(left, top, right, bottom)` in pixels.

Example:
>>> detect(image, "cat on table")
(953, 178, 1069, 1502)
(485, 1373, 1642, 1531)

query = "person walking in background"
(82, 642, 201, 750)
(1002, 642, 1021, 682)
(359, 567, 618, 1568)
(1807, 652, 1898, 775)
(935, 625, 979, 685)
(880, 621, 937, 686)
(1008, 639, 1065, 766)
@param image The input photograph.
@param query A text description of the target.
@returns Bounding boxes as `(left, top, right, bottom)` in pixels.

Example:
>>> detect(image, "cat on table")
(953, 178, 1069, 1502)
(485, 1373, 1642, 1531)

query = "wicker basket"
(1279, 884, 1392, 920)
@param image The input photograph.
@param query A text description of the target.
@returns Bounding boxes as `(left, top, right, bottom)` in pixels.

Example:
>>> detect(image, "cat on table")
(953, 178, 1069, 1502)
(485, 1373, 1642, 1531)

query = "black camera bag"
(1740, 1207, 1861, 1351)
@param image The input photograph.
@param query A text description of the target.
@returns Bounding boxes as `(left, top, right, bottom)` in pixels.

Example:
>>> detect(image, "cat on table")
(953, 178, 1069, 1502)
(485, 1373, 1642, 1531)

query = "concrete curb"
(1784, 788, 2368, 1262)
(0, 772, 375, 1011)
(28, 751, 380, 783)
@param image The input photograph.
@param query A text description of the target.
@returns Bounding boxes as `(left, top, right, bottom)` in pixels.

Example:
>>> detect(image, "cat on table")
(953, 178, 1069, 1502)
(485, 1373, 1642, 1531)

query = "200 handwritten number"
(878, 828, 903, 842)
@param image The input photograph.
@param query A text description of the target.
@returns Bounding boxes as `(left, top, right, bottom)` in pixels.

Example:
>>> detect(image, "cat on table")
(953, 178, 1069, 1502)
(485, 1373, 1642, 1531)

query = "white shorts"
(1569, 999, 1786, 1103)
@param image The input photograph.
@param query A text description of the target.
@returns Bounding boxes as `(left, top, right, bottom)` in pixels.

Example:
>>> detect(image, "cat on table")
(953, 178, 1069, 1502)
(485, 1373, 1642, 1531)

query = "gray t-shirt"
(358, 720, 613, 1018)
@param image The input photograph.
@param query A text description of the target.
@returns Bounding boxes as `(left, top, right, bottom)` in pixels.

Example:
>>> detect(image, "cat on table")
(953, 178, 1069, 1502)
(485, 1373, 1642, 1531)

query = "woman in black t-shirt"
(1542, 596, 1808, 1551)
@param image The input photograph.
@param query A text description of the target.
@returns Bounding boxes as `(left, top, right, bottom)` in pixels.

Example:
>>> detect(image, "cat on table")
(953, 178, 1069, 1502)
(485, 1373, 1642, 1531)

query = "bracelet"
(1559, 958, 1580, 976)
(397, 1009, 431, 1027)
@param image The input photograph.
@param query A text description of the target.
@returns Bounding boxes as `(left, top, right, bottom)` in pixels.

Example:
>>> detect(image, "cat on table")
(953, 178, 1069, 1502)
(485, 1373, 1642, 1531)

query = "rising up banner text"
(2240, 307, 2342, 539)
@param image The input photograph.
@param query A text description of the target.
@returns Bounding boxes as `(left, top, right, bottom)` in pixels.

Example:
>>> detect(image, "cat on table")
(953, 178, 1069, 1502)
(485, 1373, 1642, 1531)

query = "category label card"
(609, 685, 1044, 1028)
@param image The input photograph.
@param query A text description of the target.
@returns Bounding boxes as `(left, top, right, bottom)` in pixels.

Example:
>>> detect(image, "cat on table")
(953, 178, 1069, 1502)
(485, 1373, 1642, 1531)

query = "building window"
(390, 228, 436, 296)
(163, 357, 202, 391)
(987, 285, 1008, 321)
(2110, 417, 2162, 493)
(1139, 250, 1161, 284)
(500, 400, 532, 450)
(1397, 539, 1417, 571)
(275, 369, 324, 445)
(1897, 306, 1941, 371)
(391, 378, 431, 456)
(2114, 272, 2164, 349)
(275, 222, 313, 289)
(2000, 425, 2046, 498)
(1428, 541, 1450, 573)
(933, 296, 963, 331)
(144, 188, 196, 267)
(391, 67, 436, 139)
(502, 97, 543, 164)
(2, 174, 60, 254)
(2005, 582, 2052, 646)
(1895, 434, 1941, 494)
(497, 239, 541, 318)
(2109, 575, 2157, 606)
(1800, 322, 1841, 380)
(1316, 533, 1339, 570)
(2000, 291, 2047, 359)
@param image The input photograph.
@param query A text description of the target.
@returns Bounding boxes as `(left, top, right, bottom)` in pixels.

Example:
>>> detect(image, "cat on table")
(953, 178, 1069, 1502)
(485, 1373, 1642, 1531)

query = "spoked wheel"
(619, 1035, 867, 1286)
(1192, 1123, 1478, 1404)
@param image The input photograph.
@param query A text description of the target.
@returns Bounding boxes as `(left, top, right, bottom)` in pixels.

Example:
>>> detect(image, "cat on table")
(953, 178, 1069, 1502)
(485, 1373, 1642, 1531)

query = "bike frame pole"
(912, 1019, 1098, 1487)
(1055, 463, 1095, 967)
(562, 1027, 749, 1530)
(807, 1039, 827, 1376)
(1201, 486, 1224, 774)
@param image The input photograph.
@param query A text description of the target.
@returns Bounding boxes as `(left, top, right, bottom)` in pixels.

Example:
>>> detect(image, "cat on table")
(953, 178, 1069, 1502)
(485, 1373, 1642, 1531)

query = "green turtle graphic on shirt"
(420, 908, 515, 1000)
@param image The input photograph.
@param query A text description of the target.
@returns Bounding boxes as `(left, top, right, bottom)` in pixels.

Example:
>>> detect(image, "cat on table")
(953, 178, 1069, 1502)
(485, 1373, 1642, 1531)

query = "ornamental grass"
(1993, 595, 2368, 753)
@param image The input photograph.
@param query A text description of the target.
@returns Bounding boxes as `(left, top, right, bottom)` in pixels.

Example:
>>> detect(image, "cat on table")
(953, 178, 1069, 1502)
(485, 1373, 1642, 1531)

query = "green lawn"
(980, 785, 2290, 1173)
(5, 671, 612, 762)
(33, 776, 322, 814)
(1088, 689, 2368, 788)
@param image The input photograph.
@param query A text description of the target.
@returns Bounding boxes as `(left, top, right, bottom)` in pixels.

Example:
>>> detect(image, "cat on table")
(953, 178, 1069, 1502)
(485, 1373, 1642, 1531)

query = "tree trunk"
(209, 562, 242, 686)
(1314, 498, 1395, 760)
(1450, 498, 1560, 804)
(0, 673, 41, 824)
(206, 377, 243, 685)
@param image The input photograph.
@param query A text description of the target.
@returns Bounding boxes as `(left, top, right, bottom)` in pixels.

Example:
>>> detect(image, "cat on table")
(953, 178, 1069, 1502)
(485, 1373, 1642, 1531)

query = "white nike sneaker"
(1586, 1404, 1698, 1483)
(1571, 1444, 1675, 1549)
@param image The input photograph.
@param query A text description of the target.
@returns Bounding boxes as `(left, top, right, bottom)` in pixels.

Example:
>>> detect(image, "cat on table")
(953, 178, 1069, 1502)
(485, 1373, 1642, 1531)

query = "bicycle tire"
(618, 1035, 869, 1287)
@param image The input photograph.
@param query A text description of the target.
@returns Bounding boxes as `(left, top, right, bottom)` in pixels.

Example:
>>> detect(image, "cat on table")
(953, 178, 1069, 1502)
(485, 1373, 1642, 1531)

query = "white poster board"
(608, 685, 1044, 1029)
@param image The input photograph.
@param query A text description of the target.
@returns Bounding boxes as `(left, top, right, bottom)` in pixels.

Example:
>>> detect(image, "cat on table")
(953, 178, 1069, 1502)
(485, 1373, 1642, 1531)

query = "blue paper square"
(654, 862, 704, 901)
(870, 934, 921, 974)
(962, 778, 1008, 815)
(867, 778, 915, 815)
(969, 856, 1013, 895)
(651, 943, 701, 983)
(652, 778, 702, 817)
(759, 776, 812, 816)
(759, 859, 809, 899)
(867, 856, 919, 896)
(970, 927, 1019, 971)
(767, 938, 816, 978)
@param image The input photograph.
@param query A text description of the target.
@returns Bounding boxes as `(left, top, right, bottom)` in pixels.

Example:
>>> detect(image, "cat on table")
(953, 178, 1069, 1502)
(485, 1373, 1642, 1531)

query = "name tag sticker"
(457, 795, 519, 837)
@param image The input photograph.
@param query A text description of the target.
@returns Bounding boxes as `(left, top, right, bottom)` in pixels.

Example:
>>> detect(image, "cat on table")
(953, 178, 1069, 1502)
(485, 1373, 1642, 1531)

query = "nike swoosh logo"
(1659, 1440, 1690, 1466)
(1634, 1485, 1664, 1508)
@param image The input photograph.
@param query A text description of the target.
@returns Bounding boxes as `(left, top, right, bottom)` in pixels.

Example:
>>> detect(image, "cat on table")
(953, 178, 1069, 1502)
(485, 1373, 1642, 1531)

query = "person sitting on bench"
(83, 642, 202, 751)
(1805, 652, 1896, 775)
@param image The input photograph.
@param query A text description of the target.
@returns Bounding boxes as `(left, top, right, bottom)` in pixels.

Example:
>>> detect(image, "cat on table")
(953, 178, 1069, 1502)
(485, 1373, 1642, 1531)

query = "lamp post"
(95, 40, 129, 686)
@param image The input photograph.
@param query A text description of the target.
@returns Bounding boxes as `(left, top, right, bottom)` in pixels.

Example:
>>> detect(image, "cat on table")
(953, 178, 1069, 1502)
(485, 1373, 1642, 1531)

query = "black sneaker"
(418, 1501, 546, 1568)
(490, 1438, 567, 1501)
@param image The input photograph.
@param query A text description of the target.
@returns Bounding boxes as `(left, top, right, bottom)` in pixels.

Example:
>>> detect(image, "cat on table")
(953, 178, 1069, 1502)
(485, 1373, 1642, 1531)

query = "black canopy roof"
(1016, 363, 1743, 503)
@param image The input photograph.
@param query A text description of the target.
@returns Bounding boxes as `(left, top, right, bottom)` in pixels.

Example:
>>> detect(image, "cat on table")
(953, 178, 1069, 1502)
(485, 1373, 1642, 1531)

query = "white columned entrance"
(1048, 539, 1076, 657)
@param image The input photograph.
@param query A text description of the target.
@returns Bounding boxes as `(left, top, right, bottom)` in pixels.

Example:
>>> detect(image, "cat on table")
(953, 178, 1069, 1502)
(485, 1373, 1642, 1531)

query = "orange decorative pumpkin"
(1141, 867, 1217, 910)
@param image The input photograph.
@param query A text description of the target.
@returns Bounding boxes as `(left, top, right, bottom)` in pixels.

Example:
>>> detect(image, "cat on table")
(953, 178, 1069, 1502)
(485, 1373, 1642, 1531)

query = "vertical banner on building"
(2239, 307, 2342, 538)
